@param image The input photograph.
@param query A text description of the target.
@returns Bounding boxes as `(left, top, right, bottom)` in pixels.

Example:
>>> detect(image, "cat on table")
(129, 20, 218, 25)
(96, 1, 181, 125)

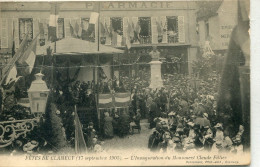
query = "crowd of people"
(0, 68, 247, 155)
(143, 73, 245, 154)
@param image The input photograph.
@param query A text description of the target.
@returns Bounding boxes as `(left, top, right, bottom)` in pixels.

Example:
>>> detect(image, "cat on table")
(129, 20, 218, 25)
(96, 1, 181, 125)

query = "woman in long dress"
(103, 112, 114, 139)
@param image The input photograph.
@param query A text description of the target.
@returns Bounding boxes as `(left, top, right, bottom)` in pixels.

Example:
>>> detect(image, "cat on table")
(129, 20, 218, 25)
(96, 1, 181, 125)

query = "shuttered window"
(12, 18, 19, 48)
(57, 18, 65, 39)
(167, 16, 178, 43)
(111, 17, 123, 46)
(19, 18, 33, 43)
(1, 18, 8, 48)
(138, 17, 151, 44)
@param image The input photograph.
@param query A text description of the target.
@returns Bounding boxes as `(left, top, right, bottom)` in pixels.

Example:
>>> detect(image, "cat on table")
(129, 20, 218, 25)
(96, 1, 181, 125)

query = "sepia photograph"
(0, 0, 251, 166)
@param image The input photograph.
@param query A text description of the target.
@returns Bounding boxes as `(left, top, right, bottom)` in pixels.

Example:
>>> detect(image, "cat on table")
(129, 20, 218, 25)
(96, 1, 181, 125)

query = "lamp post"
(28, 73, 50, 117)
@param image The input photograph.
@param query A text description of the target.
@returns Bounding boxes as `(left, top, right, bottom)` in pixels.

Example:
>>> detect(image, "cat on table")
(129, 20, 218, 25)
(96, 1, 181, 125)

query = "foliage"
(44, 93, 69, 152)
(192, 51, 218, 79)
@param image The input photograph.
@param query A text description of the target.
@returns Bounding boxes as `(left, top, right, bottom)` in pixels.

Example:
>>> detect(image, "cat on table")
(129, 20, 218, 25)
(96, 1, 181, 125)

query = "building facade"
(196, 0, 238, 54)
(0, 1, 199, 79)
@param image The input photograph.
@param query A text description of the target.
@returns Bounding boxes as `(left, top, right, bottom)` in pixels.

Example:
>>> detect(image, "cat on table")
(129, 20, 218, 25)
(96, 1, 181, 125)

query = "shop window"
(19, 18, 33, 43)
(57, 18, 65, 39)
(167, 16, 178, 43)
(138, 17, 151, 44)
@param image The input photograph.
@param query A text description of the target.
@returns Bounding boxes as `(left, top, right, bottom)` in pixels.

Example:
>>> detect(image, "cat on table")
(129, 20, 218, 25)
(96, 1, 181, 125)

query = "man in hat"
(85, 122, 96, 149)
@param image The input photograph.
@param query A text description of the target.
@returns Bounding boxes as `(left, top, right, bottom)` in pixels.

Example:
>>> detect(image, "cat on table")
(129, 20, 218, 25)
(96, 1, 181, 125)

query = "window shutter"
(13, 18, 19, 48)
(1, 18, 8, 48)
(178, 16, 185, 43)
(64, 18, 71, 38)
(151, 16, 158, 44)
(160, 16, 167, 43)
(33, 18, 39, 39)
(76, 18, 81, 38)
(123, 17, 129, 38)
(104, 17, 111, 45)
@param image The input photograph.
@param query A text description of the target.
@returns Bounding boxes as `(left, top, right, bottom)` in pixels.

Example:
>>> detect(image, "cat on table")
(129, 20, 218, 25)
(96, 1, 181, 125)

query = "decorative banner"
(98, 93, 131, 108)
(114, 92, 131, 107)
(98, 94, 113, 108)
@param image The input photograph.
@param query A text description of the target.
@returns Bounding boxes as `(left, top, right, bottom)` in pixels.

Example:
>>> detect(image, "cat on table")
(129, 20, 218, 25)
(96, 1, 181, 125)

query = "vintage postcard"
(0, 0, 250, 166)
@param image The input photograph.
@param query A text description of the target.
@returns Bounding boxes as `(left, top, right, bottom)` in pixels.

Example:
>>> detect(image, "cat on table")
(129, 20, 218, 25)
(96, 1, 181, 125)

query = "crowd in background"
(0, 70, 246, 155)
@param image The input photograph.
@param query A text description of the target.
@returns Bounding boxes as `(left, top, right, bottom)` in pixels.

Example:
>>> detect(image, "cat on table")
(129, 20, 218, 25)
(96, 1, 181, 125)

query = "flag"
(17, 34, 39, 76)
(100, 22, 106, 37)
(48, 3, 60, 42)
(1, 34, 29, 86)
(85, 2, 100, 39)
(126, 22, 134, 49)
(89, 2, 100, 24)
(39, 21, 44, 38)
(70, 22, 76, 38)
(75, 21, 80, 38)
(39, 21, 45, 46)
(74, 106, 87, 154)
(12, 21, 15, 58)
(89, 12, 99, 24)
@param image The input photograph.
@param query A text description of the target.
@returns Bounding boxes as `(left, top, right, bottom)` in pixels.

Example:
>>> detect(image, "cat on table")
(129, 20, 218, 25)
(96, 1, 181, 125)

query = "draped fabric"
(217, 21, 248, 138)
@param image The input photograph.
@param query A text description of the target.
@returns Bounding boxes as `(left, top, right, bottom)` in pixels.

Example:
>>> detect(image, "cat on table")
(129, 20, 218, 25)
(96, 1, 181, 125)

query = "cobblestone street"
(102, 119, 152, 153)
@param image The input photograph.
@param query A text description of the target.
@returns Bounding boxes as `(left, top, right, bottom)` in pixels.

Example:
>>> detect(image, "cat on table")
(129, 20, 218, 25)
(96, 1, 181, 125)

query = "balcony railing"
(139, 36, 151, 44)
(0, 118, 39, 148)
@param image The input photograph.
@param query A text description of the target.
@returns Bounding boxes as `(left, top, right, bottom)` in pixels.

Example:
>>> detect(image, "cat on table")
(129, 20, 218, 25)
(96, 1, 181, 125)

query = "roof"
(196, 1, 223, 21)
(36, 38, 124, 56)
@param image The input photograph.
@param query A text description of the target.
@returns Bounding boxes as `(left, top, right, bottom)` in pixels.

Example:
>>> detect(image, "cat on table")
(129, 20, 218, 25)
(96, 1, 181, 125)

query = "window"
(19, 18, 33, 43)
(81, 18, 95, 42)
(111, 17, 122, 35)
(138, 17, 151, 44)
(57, 18, 64, 39)
(110, 17, 123, 46)
(167, 16, 178, 43)
(81, 18, 90, 30)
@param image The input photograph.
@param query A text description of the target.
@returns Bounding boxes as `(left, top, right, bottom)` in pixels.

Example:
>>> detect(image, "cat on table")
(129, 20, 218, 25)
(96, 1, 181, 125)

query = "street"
(102, 119, 152, 153)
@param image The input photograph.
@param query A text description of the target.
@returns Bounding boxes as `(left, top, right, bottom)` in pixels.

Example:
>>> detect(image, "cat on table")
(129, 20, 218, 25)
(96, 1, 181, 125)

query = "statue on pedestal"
(149, 46, 160, 61)
(149, 46, 163, 89)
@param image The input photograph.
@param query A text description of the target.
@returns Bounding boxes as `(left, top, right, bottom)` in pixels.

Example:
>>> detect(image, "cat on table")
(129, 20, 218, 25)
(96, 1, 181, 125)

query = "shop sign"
(86, 2, 175, 10)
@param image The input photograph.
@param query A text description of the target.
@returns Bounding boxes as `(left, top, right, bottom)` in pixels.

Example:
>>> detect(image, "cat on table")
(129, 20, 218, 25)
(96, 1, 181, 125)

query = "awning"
(36, 38, 124, 56)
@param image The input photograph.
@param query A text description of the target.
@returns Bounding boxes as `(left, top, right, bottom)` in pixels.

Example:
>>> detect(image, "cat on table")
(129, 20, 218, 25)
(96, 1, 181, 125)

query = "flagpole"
(96, 1, 101, 134)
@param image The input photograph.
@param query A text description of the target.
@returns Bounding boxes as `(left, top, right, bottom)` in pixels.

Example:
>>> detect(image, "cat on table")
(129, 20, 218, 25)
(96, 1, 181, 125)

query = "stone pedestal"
(149, 61, 163, 89)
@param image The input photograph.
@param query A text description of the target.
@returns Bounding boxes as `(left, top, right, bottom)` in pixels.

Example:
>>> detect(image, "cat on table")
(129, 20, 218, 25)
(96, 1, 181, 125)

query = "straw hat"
(168, 111, 176, 116)
(23, 141, 38, 152)
(187, 122, 195, 127)
(214, 123, 223, 130)
(203, 113, 208, 118)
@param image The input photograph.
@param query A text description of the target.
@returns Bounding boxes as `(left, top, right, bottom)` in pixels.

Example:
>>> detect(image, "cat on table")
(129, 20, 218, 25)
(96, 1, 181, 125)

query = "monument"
(149, 46, 163, 89)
